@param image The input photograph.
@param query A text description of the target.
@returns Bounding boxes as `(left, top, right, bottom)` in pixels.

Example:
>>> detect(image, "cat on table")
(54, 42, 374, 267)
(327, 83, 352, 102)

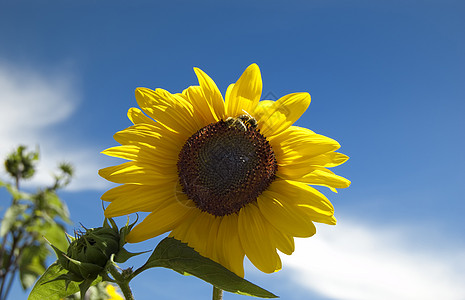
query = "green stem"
(0, 230, 22, 300)
(3, 265, 18, 300)
(107, 263, 135, 300)
(212, 286, 223, 300)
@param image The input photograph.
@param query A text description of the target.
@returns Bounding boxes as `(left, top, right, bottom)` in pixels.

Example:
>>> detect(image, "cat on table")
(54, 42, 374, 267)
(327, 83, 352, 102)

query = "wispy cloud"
(282, 218, 465, 300)
(0, 62, 109, 191)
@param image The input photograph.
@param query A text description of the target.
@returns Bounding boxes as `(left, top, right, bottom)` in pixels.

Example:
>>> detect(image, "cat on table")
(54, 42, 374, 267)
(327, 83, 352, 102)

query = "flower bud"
(44, 218, 141, 299)
(63, 226, 120, 281)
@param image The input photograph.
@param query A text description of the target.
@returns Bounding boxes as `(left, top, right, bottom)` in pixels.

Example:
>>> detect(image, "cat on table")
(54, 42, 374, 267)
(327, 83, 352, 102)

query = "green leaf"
(0, 180, 32, 201)
(19, 244, 48, 289)
(32, 190, 70, 223)
(42, 222, 68, 252)
(42, 190, 71, 223)
(28, 263, 101, 300)
(136, 237, 278, 298)
(21, 272, 41, 291)
(0, 203, 27, 237)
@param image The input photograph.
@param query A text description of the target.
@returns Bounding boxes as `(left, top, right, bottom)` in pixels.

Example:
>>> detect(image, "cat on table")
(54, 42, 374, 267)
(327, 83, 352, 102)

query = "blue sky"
(1, 1, 464, 299)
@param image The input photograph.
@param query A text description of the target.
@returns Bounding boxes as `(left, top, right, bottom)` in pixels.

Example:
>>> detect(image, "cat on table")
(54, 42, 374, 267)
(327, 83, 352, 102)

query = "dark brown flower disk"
(177, 120, 277, 216)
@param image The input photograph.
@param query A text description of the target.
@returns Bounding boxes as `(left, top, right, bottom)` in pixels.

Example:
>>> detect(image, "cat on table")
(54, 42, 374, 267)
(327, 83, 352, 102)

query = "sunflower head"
(177, 118, 278, 216)
(99, 63, 350, 277)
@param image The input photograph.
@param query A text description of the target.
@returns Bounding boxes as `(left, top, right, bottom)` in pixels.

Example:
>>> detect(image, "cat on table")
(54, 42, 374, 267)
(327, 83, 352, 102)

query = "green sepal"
(105, 217, 118, 230)
(115, 247, 149, 264)
(117, 215, 138, 249)
(134, 237, 278, 298)
(66, 271, 87, 283)
(84, 239, 110, 263)
(65, 232, 75, 243)
(78, 276, 98, 299)
(104, 216, 144, 264)
(64, 255, 104, 279)
(48, 240, 69, 269)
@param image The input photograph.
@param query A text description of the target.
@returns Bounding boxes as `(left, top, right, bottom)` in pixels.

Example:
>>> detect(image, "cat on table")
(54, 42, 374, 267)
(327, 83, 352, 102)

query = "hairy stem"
(212, 286, 223, 300)
(107, 263, 135, 300)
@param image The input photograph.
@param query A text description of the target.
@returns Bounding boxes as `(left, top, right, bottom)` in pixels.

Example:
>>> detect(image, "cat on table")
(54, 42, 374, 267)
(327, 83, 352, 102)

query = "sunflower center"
(177, 120, 277, 216)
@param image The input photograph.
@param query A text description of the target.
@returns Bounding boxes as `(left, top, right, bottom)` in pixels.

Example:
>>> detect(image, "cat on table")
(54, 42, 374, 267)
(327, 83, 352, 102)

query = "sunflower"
(99, 64, 350, 277)
(105, 284, 124, 300)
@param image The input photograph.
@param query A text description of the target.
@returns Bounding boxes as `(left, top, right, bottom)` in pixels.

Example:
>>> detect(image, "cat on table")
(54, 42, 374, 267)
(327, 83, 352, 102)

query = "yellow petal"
(181, 211, 216, 257)
(275, 255, 282, 272)
(135, 87, 200, 137)
(253, 100, 274, 123)
(103, 184, 175, 217)
(306, 152, 349, 168)
(270, 126, 341, 165)
(276, 163, 314, 179)
(194, 67, 226, 120)
(181, 86, 215, 126)
(258, 193, 317, 238)
(127, 107, 157, 126)
(101, 145, 172, 163)
(98, 161, 178, 185)
(126, 194, 193, 243)
(102, 144, 178, 166)
(265, 217, 295, 255)
(169, 208, 199, 242)
(238, 203, 281, 273)
(287, 168, 351, 189)
(255, 93, 311, 137)
(225, 83, 234, 108)
(267, 179, 336, 225)
(225, 64, 262, 118)
(217, 213, 245, 277)
(171, 210, 246, 277)
(102, 183, 168, 202)
(106, 285, 123, 300)
(113, 123, 183, 153)
(205, 216, 222, 263)
(102, 145, 141, 161)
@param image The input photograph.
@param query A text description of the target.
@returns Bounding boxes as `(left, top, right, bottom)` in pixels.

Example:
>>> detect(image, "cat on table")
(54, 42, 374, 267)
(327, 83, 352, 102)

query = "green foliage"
(0, 204, 27, 238)
(18, 244, 49, 289)
(0, 181, 30, 201)
(4, 145, 39, 181)
(0, 145, 74, 300)
(134, 237, 278, 298)
(27, 263, 102, 300)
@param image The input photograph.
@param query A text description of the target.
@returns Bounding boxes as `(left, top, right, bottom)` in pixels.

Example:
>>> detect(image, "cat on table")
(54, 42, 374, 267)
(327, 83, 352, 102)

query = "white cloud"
(282, 218, 465, 300)
(0, 62, 109, 191)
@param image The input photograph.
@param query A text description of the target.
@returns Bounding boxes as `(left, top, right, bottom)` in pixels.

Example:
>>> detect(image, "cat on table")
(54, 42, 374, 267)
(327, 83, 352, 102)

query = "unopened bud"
(62, 226, 120, 281)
